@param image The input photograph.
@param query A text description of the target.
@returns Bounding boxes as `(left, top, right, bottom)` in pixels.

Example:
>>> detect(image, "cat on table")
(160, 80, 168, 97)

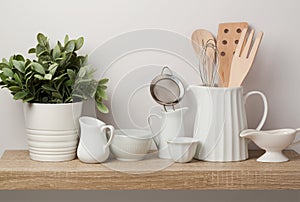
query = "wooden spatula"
(191, 29, 216, 85)
(228, 28, 263, 87)
(217, 22, 248, 87)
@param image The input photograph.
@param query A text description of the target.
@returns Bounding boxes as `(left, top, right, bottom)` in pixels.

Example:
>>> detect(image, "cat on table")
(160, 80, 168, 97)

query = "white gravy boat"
(240, 128, 300, 162)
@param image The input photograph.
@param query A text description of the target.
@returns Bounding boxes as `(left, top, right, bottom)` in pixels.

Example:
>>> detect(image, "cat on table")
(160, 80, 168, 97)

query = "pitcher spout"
(186, 85, 211, 103)
(177, 106, 188, 114)
(186, 84, 199, 93)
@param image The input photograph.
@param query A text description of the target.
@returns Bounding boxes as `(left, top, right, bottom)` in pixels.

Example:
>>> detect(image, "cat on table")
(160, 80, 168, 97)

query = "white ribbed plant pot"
(23, 102, 83, 162)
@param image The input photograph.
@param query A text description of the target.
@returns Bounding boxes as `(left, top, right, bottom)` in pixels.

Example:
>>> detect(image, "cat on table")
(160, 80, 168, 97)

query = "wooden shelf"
(0, 150, 300, 190)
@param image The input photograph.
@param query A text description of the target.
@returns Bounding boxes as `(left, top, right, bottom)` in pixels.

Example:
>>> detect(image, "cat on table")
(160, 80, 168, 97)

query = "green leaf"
(25, 74, 34, 87)
(5, 78, 18, 85)
(36, 44, 47, 56)
(2, 58, 9, 65)
(0, 62, 9, 70)
(52, 45, 61, 59)
(77, 68, 86, 78)
(64, 34, 69, 45)
(8, 86, 21, 91)
(57, 41, 63, 50)
(48, 63, 58, 76)
(75, 37, 84, 51)
(0, 73, 7, 82)
(96, 88, 108, 100)
(2, 68, 13, 77)
(37, 50, 48, 57)
(34, 74, 45, 80)
(31, 62, 45, 75)
(42, 84, 56, 91)
(44, 73, 52, 80)
(15, 55, 25, 61)
(99, 85, 107, 90)
(67, 69, 75, 81)
(73, 79, 97, 99)
(13, 73, 22, 85)
(53, 73, 67, 81)
(64, 96, 72, 103)
(12, 60, 25, 73)
(23, 95, 35, 102)
(13, 91, 28, 100)
(56, 78, 67, 90)
(25, 60, 31, 71)
(98, 78, 109, 85)
(9, 56, 14, 66)
(37, 33, 48, 47)
(64, 80, 73, 87)
(96, 102, 109, 113)
(25, 71, 33, 79)
(28, 48, 36, 54)
(49, 67, 58, 76)
(64, 40, 75, 52)
(48, 63, 58, 71)
(78, 55, 87, 66)
(52, 92, 62, 99)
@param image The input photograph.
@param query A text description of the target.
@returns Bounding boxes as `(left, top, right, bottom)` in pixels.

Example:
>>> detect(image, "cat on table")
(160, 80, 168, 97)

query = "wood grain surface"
(0, 150, 299, 190)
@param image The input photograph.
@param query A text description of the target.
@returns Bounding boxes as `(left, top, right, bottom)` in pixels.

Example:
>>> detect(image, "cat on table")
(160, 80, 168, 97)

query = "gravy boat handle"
(290, 128, 300, 147)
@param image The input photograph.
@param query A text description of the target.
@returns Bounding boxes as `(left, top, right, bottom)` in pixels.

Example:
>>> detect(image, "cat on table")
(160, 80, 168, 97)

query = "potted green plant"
(0, 33, 109, 162)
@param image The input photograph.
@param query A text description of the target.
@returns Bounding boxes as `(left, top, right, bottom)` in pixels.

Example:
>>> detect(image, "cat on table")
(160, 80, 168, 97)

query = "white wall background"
(0, 0, 299, 201)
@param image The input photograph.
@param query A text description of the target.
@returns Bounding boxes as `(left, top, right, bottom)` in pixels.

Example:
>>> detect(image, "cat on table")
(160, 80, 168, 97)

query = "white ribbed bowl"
(110, 129, 152, 161)
(167, 137, 199, 163)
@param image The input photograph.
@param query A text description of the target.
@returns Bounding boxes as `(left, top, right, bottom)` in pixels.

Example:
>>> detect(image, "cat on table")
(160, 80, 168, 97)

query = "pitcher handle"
(101, 125, 115, 149)
(244, 91, 268, 131)
(147, 113, 162, 136)
(147, 113, 162, 148)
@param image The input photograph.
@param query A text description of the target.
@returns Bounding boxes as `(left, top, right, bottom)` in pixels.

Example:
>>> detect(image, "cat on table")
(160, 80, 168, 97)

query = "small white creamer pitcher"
(77, 116, 114, 163)
(187, 86, 268, 162)
(148, 107, 188, 159)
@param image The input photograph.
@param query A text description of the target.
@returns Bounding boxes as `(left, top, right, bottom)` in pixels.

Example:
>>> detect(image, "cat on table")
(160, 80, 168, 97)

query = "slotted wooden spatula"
(228, 28, 263, 87)
(217, 22, 248, 87)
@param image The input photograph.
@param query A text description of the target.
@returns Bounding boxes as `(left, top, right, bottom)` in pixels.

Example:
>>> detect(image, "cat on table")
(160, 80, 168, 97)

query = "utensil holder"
(188, 85, 268, 162)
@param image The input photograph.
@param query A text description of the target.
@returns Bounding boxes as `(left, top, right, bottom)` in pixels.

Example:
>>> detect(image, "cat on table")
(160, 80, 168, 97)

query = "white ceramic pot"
(23, 102, 83, 162)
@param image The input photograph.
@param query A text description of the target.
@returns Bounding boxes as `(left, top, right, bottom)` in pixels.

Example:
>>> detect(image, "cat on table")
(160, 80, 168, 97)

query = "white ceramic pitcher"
(187, 86, 268, 162)
(148, 107, 188, 159)
(77, 116, 114, 163)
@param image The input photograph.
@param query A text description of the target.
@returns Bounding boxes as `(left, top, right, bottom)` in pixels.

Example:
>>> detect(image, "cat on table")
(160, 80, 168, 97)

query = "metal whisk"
(198, 39, 219, 87)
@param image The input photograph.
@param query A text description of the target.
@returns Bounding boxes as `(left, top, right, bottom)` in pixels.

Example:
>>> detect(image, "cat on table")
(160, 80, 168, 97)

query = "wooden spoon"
(191, 29, 215, 56)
